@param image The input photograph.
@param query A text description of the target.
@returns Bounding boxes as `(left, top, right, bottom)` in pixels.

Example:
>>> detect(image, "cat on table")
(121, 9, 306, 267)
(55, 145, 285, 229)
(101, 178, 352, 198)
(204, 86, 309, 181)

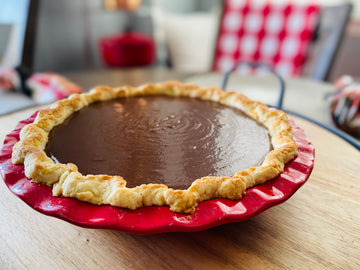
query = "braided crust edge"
(12, 81, 298, 213)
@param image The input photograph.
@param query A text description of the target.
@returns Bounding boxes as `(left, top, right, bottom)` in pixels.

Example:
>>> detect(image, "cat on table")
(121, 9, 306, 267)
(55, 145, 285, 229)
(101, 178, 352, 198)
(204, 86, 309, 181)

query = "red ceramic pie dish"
(0, 112, 314, 234)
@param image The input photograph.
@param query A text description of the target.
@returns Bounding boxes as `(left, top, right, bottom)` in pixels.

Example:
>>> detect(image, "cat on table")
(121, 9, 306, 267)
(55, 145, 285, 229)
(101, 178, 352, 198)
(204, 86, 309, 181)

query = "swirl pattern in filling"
(46, 96, 272, 190)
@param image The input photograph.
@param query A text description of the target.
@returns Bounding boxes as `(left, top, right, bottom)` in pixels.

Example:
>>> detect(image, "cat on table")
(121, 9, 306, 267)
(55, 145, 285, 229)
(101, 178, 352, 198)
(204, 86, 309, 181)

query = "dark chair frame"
(20, 0, 40, 69)
(305, 3, 353, 81)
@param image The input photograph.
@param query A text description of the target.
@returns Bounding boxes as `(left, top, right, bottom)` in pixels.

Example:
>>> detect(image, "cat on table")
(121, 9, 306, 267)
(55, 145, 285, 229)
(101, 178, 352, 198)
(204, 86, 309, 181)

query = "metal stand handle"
(220, 62, 285, 109)
(220, 61, 360, 150)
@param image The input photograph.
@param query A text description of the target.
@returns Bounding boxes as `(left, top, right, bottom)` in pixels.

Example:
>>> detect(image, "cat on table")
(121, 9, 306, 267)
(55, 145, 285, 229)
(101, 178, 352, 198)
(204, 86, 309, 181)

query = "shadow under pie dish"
(11, 81, 298, 213)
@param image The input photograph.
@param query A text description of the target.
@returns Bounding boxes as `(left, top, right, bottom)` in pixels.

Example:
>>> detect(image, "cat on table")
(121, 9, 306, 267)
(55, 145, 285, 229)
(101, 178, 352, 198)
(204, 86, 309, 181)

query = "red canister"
(99, 32, 155, 67)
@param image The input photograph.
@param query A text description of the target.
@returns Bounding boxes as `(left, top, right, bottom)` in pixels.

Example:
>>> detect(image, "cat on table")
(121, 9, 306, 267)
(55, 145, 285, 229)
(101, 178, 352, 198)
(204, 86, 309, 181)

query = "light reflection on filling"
(46, 96, 272, 189)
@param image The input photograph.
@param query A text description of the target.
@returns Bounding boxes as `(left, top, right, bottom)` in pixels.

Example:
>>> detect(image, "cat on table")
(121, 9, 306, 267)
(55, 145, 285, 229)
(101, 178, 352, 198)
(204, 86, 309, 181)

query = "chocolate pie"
(12, 81, 298, 213)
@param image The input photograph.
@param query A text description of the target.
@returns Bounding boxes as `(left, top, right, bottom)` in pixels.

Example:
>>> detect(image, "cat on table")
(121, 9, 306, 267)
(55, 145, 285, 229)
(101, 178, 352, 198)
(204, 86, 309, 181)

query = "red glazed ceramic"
(0, 112, 314, 234)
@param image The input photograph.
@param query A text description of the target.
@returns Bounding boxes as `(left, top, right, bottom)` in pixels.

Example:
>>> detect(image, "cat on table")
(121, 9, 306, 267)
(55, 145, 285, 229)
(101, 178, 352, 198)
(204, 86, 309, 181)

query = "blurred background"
(1, 0, 359, 144)
(1, 0, 359, 81)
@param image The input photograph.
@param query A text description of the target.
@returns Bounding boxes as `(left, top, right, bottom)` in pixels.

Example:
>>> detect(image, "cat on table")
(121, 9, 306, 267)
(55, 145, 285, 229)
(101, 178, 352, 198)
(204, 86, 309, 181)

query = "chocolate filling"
(46, 96, 272, 189)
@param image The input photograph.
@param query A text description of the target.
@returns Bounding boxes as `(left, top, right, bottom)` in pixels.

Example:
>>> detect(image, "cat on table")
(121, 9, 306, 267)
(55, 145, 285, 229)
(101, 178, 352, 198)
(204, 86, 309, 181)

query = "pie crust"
(12, 81, 298, 213)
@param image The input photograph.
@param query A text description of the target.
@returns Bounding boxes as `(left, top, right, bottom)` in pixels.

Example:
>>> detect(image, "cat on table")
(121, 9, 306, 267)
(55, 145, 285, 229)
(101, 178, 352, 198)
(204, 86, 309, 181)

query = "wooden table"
(1, 72, 360, 269)
(1, 108, 359, 270)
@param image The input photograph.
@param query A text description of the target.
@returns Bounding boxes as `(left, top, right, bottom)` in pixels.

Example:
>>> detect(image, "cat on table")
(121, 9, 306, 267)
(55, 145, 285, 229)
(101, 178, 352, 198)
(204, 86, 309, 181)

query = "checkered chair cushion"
(213, 0, 320, 77)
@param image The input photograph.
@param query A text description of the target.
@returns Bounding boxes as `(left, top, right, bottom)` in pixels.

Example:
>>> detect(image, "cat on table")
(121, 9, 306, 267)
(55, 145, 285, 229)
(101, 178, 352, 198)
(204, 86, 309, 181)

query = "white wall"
(0, 0, 30, 67)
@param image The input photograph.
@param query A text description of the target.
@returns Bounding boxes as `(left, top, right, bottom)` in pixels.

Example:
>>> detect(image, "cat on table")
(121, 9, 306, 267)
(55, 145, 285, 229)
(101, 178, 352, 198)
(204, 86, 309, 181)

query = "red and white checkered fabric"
(0, 68, 82, 104)
(213, 0, 320, 77)
(27, 73, 82, 104)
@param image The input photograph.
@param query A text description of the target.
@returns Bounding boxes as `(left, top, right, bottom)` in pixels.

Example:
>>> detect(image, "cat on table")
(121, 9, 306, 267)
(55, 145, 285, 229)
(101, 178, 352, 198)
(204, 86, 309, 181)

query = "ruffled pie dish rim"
(1, 113, 313, 234)
(11, 81, 298, 213)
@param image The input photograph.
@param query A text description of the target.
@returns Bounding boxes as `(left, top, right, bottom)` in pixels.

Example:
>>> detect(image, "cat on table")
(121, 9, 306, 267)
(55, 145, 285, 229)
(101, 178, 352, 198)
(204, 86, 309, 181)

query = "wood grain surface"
(0, 104, 359, 270)
(0, 70, 359, 269)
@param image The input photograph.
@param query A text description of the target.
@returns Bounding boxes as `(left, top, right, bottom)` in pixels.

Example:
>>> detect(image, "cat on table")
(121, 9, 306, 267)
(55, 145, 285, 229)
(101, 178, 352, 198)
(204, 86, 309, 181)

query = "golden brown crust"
(12, 81, 298, 213)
